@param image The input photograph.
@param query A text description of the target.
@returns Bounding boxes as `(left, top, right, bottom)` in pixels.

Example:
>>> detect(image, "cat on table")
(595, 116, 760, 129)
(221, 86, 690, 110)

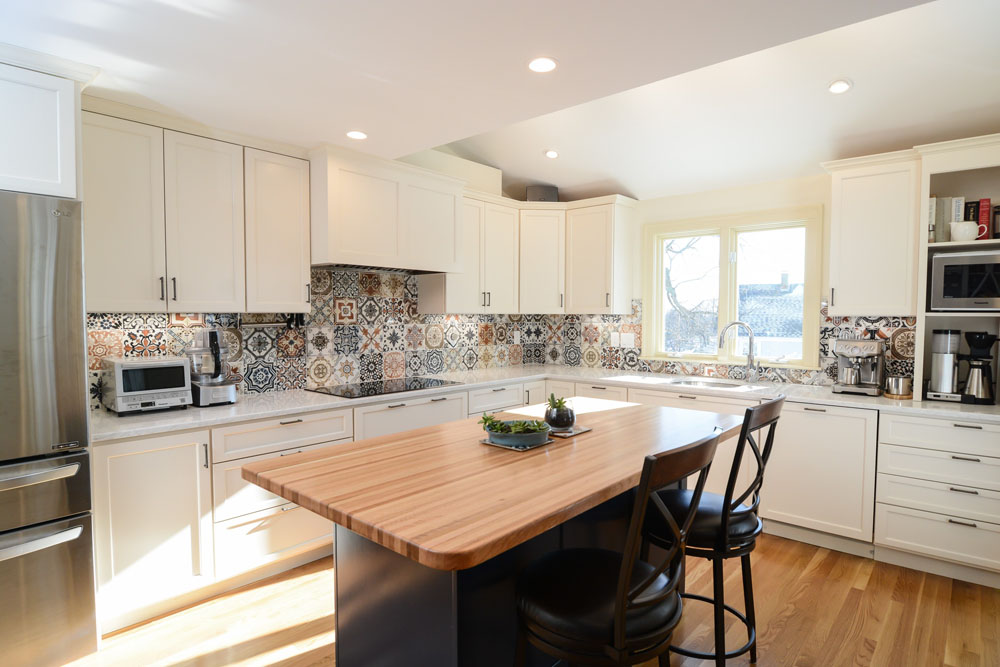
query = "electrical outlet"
(610, 332, 621, 346)
(621, 332, 635, 348)
(513, 330, 521, 344)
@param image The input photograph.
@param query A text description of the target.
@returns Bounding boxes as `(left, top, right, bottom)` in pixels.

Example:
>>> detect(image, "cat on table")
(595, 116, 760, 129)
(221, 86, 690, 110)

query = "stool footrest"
(668, 592, 756, 660)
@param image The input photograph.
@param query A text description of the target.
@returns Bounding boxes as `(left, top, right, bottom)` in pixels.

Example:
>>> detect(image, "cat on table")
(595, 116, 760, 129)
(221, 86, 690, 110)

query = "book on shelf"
(978, 199, 991, 240)
(952, 196, 966, 225)
(994, 205, 1000, 239)
(933, 196, 953, 242)
(965, 200, 980, 222)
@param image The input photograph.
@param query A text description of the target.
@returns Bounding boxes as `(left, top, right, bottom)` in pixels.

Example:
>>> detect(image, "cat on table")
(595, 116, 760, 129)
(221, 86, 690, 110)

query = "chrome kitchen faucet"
(718, 321, 761, 382)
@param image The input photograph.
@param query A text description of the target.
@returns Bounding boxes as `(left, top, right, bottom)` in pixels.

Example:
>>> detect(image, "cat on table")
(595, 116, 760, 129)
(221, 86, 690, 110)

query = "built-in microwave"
(102, 356, 192, 413)
(930, 250, 1000, 311)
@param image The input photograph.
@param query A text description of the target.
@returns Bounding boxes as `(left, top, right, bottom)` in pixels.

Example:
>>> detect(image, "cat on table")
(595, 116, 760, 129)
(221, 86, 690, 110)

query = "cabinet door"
(482, 203, 519, 313)
(214, 504, 332, 579)
(828, 161, 918, 315)
(759, 403, 877, 541)
(0, 64, 76, 197)
(244, 148, 310, 313)
(164, 130, 245, 312)
(353, 392, 468, 440)
(523, 380, 547, 406)
(82, 113, 167, 312)
(402, 174, 462, 272)
(566, 205, 613, 314)
(519, 209, 565, 314)
(448, 198, 485, 313)
(93, 430, 213, 631)
(546, 380, 576, 401)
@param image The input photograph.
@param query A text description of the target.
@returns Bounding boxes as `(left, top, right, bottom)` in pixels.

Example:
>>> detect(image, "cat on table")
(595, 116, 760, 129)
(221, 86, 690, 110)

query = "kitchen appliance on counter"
(186, 328, 238, 407)
(102, 356, 192, 413)
(0, 190, 97, 665)
(930, 249, 1000, 311)
(926, 329, 963, 402)
(960, 331, 997, 405)
(307, 377, 463, 399)
(831, 336, 886, 396)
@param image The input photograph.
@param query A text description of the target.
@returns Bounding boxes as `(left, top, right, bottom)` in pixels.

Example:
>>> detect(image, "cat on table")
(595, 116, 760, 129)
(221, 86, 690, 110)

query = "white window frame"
(641, 205, 823, 369)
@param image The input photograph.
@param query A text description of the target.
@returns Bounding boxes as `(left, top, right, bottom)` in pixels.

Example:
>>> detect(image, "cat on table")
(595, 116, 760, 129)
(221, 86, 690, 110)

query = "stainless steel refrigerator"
(0, 190, 97, 665)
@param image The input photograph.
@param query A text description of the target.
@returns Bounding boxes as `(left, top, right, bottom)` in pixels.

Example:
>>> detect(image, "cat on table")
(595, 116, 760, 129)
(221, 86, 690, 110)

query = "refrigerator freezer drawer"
(0, 514, 97, 666)
(0, 451, 91, 533)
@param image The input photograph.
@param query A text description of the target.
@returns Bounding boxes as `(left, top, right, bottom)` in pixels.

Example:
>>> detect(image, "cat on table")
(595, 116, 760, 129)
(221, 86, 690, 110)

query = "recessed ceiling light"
(828, 79, 853, 94)
(346, 130, 367, 140)
(528, 57, 557, 73)
(544, 149, 559, 159)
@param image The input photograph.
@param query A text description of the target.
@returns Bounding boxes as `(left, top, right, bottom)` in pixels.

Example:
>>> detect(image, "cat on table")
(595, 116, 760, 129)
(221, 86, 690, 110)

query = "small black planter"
(545, 407, 576, 430)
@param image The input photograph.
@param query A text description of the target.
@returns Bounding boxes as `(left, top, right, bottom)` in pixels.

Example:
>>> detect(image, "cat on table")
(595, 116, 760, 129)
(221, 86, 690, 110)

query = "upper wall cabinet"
(483, 203, 519, 313)
(244, 149, 311, 313)
(519, 208, 565, 314)
(0, 63, 77, 197)
(565, 201, 638, 315)
(824, 151, 919, 316)
(164, 131, 246, 313)
(82, 112, 167, 312)
(417, 198, 485, 314)
(310, 145, 464, 272)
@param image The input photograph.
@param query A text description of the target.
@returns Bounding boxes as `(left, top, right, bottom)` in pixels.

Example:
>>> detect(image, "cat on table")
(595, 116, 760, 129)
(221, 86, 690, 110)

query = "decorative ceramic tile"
(382, 274, 406, 299)
(87, 330, 124, 370)
(478, 323, 495, 346)
(461, 323, 478, 347)
(332, 354, 361, 385)
(443, 349, 464, 372)
(494, 345, 509, 367)
(507, 344, 522, 365)
(425, 349, 445, 374)
(359, 352, 384, 382)
(121, 313, 168, 329)
(331, 270, 359, 298)
(243, 329, 277, 362)
(333, 297, 358, 324)
(359, 326, 383, 353)
(333, 325, 361, 355)
(545, 345, 563, 364)
(405, 324, 424, 350)
(306, 327, 333, 356)
(357, 297, 381, 327)
(521, 322, 544, 344)
(443, 324, 463, 348)
(564, 344, 582, 367)
(581, 345, 601, 368)
(359, 272, 381, 297)
(243, 359, 278, 393)
(405, 351, 426, 376)
(88, 371, 106, 410)
(523, 344, 545, 365)
(424, 323, 444, 349)
(276, 328, 306, 358)
(461, 347, 479, 370)
(479, 346, 495, 369)
(381, 298, 405, 322)
(306, 354, 335, 388)
(581, 324, 600, 345)
(404, 275, 419, 301)
(405, 299, 419, 319)
(87, 313, 122, 329)
(275, 357, 306, 389)
(122, 329, 167, 357)
(382, 323, 405, 351)
(169, 313, 206, 328)
(311, 268, 333, 297)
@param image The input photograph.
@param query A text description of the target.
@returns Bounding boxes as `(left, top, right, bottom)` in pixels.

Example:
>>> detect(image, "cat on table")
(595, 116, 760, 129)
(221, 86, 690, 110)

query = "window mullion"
(717, 226, 733, 363)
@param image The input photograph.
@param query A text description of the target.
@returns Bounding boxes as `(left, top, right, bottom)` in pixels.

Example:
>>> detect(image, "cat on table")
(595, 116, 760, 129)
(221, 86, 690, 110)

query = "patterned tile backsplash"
(86, 268, 917, 408)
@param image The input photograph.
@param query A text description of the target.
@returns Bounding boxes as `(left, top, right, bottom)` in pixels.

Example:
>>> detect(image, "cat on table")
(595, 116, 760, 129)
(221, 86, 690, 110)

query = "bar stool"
(643, 396, 784, 666)
(513, 430, 722, 666)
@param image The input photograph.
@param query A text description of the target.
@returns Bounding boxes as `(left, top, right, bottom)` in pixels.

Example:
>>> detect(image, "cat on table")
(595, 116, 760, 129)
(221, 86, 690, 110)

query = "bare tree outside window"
(661, 235, 719, 354)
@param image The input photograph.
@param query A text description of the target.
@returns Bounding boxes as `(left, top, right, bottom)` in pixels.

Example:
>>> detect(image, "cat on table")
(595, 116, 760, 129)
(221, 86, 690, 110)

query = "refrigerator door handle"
(0, 526, 83, 564)
(0, 463, 81, 493)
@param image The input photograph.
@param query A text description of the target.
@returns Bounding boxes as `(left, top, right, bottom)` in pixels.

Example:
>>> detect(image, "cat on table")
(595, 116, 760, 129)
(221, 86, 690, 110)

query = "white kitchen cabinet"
(627, 388, 757, 497)
(874, 504, 1000, 572)
(354, 392, 468, 439)
(824, 152, 919, 316)
(565, 200, 638, 315)
(519, 209, 565, 314)
(545, 380, 576, 401)
(759, 403, 878, 541)
(575, 382, 629, 401)
(0, 63, 77, 197)
(93, 430, 214, 631)
(417, 198, 485, 314)
(82, 112, 167, 312)
(211, 408, 353, 463)
(244, 148, 311, 313)
(310, 144, 464, 272)
(483, 202, 519, 313)
(468, 383, 525, 415)
(214, 504, 332, 579)
(164, 130, 246, 312)
(878, 413, 1000, 459)
(523, 380, 547, 406)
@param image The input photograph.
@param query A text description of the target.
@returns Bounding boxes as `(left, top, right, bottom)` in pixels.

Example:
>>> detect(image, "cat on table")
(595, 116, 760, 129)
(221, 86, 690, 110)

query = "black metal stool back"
(716, 395, 785, 552)
(610, 429, 721, 656)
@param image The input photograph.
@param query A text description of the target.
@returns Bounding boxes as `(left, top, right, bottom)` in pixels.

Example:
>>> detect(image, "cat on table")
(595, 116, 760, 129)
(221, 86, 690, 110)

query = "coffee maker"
(960, 331, 997, 405)
(832, 334, 886, 396)
(926, 329, 963, 402)
(186, 328, 238, 407)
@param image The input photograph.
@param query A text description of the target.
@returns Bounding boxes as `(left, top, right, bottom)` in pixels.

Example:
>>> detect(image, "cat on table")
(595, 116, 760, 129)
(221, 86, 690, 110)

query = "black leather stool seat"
(517, 548, 680, 646)
(647, 490, 762, 549)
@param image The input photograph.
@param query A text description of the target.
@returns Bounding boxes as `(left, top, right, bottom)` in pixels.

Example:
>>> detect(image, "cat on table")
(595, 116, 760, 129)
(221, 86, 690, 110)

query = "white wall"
(637, 173, 832, 292)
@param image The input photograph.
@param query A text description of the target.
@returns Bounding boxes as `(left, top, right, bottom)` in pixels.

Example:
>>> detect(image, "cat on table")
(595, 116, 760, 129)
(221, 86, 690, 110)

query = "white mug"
(950, 220, 987, 242)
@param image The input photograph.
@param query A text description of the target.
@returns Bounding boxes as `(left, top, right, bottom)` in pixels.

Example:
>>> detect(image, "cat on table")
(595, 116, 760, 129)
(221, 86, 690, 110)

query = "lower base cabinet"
(355, 391, 468, 439)
(214, 504, 332, 579)
(759, 403, 877, 541)
(93, 430, 214, 631)
(545, 380, 576, 402)
(875, 503, 1000, 572)
(523, 380, 546, 406)
(574, 382, 629, 401)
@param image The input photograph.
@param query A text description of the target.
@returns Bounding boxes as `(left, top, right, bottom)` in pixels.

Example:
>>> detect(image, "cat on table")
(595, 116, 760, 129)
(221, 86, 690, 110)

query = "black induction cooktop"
(306, 377, 463, 399)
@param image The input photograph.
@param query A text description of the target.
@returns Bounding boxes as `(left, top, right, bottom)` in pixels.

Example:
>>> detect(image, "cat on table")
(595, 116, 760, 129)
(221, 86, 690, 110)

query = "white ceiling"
(1, 0, 927, 159)
(444, 0, 1000, 201)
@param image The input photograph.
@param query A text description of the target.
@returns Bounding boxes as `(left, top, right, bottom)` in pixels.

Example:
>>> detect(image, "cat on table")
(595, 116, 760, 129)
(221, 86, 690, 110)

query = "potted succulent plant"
(544, 394, 576, 431)
(479, 414, 551, 447)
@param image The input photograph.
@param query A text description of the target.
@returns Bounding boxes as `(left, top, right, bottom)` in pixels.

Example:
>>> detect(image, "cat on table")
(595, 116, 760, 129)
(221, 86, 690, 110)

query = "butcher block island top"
(242, 399, 744, 570)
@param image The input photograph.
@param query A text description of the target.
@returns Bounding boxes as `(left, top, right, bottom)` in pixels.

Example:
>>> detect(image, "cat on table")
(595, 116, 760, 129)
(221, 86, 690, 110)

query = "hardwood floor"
(70, 534, 998, 666)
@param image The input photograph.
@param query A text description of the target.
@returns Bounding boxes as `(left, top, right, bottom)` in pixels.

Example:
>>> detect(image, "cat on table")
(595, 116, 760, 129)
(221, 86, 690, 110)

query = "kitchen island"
(242, 399, 744, 666)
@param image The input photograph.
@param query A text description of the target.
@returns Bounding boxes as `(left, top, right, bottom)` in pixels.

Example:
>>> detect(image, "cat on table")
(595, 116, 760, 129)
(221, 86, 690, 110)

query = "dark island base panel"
(335, 490, 637, 667)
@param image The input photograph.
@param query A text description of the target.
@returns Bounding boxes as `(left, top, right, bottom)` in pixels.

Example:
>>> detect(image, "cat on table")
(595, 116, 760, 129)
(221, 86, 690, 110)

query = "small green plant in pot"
(479, 414, 551, 447)
(545, 394, 576, 431)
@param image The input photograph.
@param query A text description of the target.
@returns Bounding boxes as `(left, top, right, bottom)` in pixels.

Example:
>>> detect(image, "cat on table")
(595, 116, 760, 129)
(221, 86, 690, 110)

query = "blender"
(186, 327, 238, 407)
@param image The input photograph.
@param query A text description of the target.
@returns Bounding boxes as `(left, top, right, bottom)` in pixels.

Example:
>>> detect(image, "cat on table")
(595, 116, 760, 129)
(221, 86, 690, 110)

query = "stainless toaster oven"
(102, 356, 192, 413)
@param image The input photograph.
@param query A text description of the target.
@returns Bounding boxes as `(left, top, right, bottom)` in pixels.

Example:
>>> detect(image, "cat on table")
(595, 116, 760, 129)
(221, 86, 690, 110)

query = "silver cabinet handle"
(159, 276, 166, 301)
(487, 292, 491, 307)
(830, 287, 835, 307)
(279, 449, 304, 457)
(560, 293, 563, 308)
(482, 292, 486, 307)
(492, 387, 507, 392)
(431, 397, 448, 402)
(605, 292, 610, 307)
(0, 463, 80, 492)
(306, 283, 311, 303)
(280, 505, 296, 512)
(803, 407, 826, 413)
(953, 423, 983, 430)
(279, 418, 303, 426)
(949, 486, 979, 495)
(171, 277, 178, 301)
(202, 443, 209, 469)
(0, 526, 83, 563)
(677, 394, 698, 400)
(948, 518, 977, 528)
(387, 403, 406, 408)
(952, 455, 981, 462)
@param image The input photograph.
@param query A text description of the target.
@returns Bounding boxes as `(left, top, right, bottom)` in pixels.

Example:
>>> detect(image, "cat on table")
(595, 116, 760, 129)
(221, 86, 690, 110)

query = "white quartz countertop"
(90, 365, 1000, 443)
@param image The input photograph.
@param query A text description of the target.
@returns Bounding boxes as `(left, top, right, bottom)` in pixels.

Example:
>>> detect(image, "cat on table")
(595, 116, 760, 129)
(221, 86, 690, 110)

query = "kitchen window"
(641, 206, 823, 368)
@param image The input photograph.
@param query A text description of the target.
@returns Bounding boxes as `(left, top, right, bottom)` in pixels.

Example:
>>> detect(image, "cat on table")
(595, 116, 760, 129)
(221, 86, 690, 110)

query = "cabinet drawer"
(211, 409, 353, 463)
(879, 413, 1000, 457)
(877, 473, 1000, 524)
(574, 383, 629, 401)
(213, 439, 351, 522)
(628, 388, 757, 414)
(878, 443, 1000, 491)
(468, 383, 524, 414)
(545, 380, 576, 401)
(875, 503, 1000, 572)
(214, 504, 332, 579)
(354, 392, 467, 440)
